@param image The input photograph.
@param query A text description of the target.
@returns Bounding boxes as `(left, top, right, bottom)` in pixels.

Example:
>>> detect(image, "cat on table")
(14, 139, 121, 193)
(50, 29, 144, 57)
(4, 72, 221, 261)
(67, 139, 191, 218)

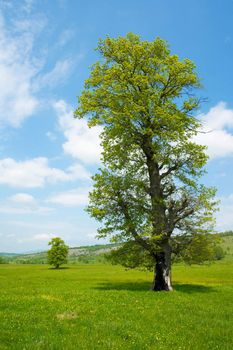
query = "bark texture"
(151, 249, 172, 291)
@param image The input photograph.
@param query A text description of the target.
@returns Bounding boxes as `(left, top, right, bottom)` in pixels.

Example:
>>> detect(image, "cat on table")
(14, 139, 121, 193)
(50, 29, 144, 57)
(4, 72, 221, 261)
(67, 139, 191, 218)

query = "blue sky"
(1, 0, 233, 252)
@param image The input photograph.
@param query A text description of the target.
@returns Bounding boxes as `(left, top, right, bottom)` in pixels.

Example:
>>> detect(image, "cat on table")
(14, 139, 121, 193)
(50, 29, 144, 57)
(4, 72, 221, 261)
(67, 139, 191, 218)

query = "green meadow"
(0, 260, 233, 350)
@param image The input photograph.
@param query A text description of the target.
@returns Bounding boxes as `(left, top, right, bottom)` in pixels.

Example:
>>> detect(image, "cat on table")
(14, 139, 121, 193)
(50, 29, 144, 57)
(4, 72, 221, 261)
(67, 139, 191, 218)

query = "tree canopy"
(75, 33, 218, 291)
(47, 237, 69, 269)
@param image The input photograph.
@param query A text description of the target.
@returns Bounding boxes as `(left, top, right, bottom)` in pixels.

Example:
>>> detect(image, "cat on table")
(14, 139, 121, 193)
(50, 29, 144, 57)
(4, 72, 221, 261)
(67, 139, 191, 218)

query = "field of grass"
(0, 260, 233, 349)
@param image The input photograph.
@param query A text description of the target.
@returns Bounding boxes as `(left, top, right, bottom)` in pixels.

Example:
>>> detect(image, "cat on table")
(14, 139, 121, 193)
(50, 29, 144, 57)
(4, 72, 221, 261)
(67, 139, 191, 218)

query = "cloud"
(22, 0, 35, 14)
(6, 220, 74, 244)
(46, 131, 57, 141)
(32, 233, 54, 241)
(0, 205, 53, 215)
(58, 28, 75, 47)
(9, 193, 36, 204)
(0, 192, 53, 215)
(16, 233, 55, 243)
(0, 12, 41, 127)
(47, 188, 90, 206)
(216, 194, 233, 231)
(0, 157, 91, 188)
(53, 100, 102, 164)
(195, 102, 233, 159)
(0, 5, 83, 128)
(66, 163, 91, 180)
(35, 58, 74, 89)
(8, 220, 74, 231)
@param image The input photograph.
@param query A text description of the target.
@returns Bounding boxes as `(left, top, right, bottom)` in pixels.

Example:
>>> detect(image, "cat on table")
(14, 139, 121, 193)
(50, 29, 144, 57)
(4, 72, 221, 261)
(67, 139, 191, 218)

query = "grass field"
(0, 261, 233, 350)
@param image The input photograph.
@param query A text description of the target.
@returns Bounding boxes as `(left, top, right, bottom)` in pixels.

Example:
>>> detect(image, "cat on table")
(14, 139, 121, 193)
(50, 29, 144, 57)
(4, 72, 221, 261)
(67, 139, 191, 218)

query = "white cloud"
(47, 188, 90, 206)
(22, 0, 35, 14)
(46, 131, 57, 141)
(32, 233, 54, 241)
(0, 205, 53, 215)
(195, 102, 233, 159)
(86, 232, 97, 239)
(0, 192, 53, 215)
(8, 220, 74, 231)
(16, 233, 55, 243)
(6, 233, 16, 238)
(0, 6, 82, 128)
(53, 100, 102, 164)
(58, 28, 75, 47)
(9, 193, 36, 204)
(66, 163, 91, 180)
(0, 157, 90, 188)
(6, 220, 74, 244)
(35, 58, 74, 89)
(0, 13, 40, 127)
(216, 194, 233, 231)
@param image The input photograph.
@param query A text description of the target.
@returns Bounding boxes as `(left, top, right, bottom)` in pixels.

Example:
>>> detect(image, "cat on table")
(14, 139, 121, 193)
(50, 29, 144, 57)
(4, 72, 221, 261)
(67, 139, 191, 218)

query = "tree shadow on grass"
(173, 283, 215, 294)
(94, 281, 215, 293)
(94, 281, 150, 292)
(48, 266, 70, 270)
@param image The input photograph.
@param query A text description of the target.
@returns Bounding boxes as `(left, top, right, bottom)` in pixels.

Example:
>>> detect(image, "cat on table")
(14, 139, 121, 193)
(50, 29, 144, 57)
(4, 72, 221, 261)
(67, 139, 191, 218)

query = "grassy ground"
(0, 261, 233, 350)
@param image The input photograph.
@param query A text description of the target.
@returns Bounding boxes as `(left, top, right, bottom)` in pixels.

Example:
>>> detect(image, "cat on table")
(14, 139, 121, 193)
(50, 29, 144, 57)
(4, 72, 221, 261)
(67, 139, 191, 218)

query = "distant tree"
(173, 233, 224, 264)
(219, 230, 233, 237)
(47, 237, 69, 269)
(75, 33, 218, 291)
(0, 256, 6, 264)
(212, 244, 225, 261)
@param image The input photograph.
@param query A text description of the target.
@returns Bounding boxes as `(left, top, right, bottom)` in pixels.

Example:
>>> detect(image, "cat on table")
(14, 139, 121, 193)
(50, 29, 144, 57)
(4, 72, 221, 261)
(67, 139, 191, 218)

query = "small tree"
(47, 237, 69, 269)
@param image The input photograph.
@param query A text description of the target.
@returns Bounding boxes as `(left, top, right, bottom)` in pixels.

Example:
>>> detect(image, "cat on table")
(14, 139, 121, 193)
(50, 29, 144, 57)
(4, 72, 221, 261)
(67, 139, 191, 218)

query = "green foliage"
(219, 230, 233, 237)
(75, 33, 218, 275)
(106, 241, 154, 270)
(213, 245, 225, 260)
(174, 234, 224, 264)
(107, 234, 225, 268)
(0, 256, 6, 264)
(47, 237, 69, 269)
(74, 254, 106, 264)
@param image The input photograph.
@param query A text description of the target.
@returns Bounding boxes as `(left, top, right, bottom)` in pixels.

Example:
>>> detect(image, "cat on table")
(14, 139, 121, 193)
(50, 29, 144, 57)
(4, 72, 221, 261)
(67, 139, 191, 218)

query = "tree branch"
(117, 194, 156, 257)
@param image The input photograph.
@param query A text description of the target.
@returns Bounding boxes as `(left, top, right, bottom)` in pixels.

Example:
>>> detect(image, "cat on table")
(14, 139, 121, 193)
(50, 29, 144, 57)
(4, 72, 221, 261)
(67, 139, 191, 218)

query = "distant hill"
(1, 231, 233, 264)
(0, 252, 22, 257)
(0, 243, 118, 264)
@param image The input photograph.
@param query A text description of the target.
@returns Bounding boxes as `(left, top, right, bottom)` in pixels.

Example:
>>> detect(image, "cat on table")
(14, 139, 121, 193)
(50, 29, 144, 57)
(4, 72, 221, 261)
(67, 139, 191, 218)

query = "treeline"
(0, 254, 107, 265)
(218, 230, 233, 237)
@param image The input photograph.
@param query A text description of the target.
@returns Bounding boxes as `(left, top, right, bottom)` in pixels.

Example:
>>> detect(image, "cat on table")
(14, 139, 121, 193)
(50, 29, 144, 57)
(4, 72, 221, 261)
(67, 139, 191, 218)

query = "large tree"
(75, 33, 218, 291)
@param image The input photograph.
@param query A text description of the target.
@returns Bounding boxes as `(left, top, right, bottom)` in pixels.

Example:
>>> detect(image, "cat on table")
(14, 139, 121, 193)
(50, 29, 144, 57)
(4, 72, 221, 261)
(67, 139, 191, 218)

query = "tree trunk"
(151, 247, 172, 291)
